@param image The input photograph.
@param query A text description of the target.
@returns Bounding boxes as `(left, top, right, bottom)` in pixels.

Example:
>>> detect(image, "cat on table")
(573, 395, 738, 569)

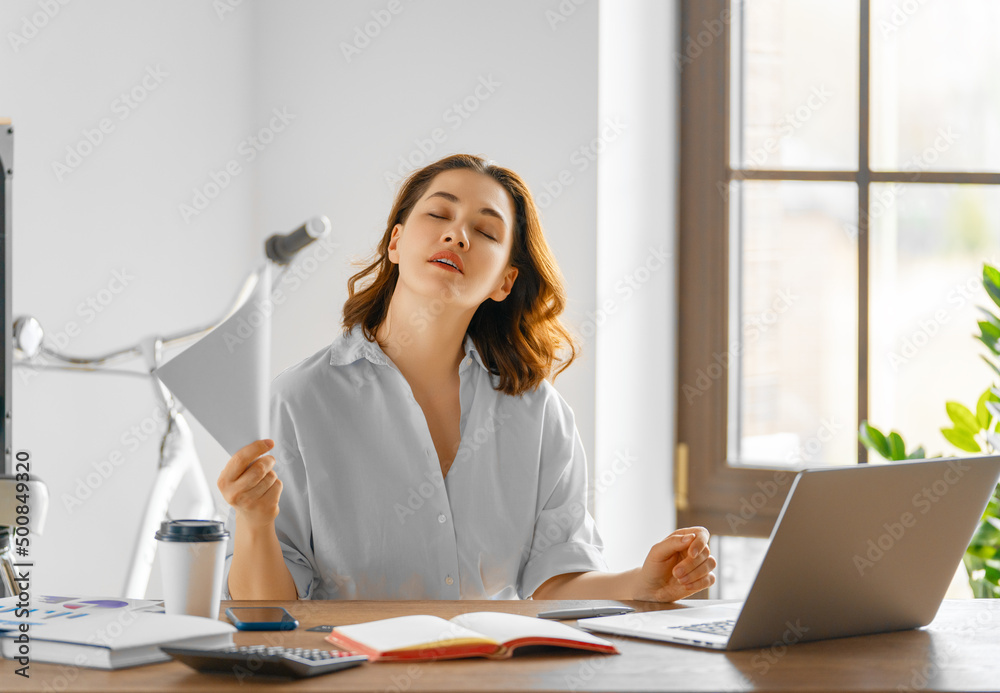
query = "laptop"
(577, 455, 1000, 651)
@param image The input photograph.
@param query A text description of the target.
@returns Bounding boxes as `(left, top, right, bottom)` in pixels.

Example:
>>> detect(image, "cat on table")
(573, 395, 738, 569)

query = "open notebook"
(325, 611, 619, 661)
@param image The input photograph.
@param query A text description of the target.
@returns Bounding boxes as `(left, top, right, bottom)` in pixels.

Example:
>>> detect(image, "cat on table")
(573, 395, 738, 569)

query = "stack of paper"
(0, 609, 235, 670)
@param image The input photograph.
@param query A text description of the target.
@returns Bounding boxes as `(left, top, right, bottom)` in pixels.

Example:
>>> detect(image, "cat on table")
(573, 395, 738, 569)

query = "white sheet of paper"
(154, 265, 271, 456)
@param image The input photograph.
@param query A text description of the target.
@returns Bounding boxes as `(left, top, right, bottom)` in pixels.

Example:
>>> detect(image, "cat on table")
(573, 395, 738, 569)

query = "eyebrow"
(425, 191, 508, 227)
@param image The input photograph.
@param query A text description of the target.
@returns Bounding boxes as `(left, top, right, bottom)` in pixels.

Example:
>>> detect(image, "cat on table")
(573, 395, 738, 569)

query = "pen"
(536, 606, 636, 620)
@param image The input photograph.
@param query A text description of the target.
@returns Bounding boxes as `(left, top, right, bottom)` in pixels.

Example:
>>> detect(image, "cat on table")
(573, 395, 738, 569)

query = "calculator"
(161, 644, 369, 679)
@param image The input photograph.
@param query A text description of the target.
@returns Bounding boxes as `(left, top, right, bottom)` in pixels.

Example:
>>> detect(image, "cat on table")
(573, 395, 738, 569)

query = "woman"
(219, 153, 716, 601)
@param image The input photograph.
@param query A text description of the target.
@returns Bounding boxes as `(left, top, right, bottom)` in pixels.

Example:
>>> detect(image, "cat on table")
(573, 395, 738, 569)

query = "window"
(677, 0, 1000, 539)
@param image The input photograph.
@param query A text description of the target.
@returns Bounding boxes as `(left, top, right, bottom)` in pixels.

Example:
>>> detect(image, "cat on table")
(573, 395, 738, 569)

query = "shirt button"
(438, 513, 447, 523)
(445, 576, 454, 585)
(464, 357, 472, 367)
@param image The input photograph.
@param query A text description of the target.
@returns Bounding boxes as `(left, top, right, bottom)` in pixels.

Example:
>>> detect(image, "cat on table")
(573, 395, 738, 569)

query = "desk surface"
(2, 599, 999, 692)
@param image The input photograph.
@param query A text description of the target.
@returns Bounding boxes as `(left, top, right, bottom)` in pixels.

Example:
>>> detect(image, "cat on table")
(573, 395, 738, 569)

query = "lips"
(428, 250, 464, 274)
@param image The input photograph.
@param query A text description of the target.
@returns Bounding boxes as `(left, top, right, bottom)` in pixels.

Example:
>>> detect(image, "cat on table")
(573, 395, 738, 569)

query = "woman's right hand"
(218, 439, 282, 529)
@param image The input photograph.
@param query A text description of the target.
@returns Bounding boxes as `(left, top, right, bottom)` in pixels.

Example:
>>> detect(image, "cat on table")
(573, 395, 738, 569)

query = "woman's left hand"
(633, 527, 717, 602)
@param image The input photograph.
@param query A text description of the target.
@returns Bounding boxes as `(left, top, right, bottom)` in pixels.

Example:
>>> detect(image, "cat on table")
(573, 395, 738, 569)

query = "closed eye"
(428, 213, 497, 241)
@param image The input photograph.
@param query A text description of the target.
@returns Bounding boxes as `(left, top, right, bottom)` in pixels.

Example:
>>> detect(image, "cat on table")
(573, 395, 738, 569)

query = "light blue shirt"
(221, 324, 607, 600)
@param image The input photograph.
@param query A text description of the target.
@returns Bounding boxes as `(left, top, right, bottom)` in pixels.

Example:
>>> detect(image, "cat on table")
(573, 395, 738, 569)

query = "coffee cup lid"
(154, 519, 229, 542)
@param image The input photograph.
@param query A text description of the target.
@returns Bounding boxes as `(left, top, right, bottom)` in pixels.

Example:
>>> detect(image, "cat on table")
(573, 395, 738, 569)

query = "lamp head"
(13, 315, 44, 359)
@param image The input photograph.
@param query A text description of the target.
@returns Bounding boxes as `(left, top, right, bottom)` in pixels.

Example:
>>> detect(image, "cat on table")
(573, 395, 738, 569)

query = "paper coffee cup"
(155, 520, 230, 619)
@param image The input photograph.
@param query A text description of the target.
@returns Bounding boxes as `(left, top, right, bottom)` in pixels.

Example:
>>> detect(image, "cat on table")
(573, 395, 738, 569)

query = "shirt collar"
(330, 324, 488, 373)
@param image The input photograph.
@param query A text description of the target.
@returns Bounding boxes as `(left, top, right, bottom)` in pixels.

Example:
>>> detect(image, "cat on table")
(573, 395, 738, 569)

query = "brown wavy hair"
(342, 154, 578, 396)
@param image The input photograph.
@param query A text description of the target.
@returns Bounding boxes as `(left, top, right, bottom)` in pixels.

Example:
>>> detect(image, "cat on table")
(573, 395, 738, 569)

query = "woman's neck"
(374, 289, 473, 386)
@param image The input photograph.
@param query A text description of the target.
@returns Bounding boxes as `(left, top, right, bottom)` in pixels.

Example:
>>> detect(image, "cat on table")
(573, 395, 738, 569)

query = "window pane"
(736, 0, 859, 170)
(717, 536, 769, 600)
(871, 0, 1000, 172)
(869, 184, 1000, 454)
(731, 181, 858, 467)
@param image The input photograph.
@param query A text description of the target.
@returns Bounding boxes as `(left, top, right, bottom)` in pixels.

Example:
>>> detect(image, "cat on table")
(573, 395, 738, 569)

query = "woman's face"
(387, 168, 519, 311)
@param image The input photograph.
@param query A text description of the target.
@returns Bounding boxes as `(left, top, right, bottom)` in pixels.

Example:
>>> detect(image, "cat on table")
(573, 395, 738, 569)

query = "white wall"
(595, 0, 679, 571)
(3, 0, 606, 598)
(249, 0, 601, 509)
(3, 0, 257, 597)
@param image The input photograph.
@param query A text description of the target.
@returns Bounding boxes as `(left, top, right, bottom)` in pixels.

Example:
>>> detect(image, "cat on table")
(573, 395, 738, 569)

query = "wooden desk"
(2, 599, 999, 692)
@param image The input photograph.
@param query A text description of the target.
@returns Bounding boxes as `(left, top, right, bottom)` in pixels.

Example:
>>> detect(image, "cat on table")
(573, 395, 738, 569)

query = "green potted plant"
(859, 263, 1000, 598)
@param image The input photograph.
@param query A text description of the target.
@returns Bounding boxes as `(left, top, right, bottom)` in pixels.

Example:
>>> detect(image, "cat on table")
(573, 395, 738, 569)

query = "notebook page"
(450, 612, 614, 648)
(333, 615, 497, 653)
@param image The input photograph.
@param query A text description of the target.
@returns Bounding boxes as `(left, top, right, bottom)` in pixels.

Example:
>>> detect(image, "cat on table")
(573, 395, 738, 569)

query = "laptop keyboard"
(672, 618, 737, 636)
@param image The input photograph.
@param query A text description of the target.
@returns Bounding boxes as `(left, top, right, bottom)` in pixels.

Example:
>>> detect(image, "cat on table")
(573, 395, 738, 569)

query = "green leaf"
(977, 389, 993, 430)
(963, 556, 992, 598)
(979, 320, 1000, 355)
(987, 484, 1000, 519)
(984, 564, 1000, 588)
(985, 264, 1000, 311)
(969, 529, 1000, 555)
(886, 432, 906, 461)
(992, 386, 1000, 400)
(906, 446, 927, 460)
(946, 401, 980, 435)
(859, 421, 891, 460)
(942, 426, 982, 453)
(984, 355, 1000, 379)
(979, 306, 1000, 331)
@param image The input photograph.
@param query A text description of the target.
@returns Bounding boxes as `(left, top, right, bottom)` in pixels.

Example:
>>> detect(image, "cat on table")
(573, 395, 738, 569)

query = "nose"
(442, 222, 469, 249)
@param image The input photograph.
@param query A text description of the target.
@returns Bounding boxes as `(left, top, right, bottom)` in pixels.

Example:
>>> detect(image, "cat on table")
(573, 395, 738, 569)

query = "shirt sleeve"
(221, 388, 321, 600)
(518, 388, 610, 599)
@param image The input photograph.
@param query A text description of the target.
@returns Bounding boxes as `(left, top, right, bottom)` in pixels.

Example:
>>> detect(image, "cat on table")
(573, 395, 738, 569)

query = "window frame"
(676, 0, 1000, 538)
